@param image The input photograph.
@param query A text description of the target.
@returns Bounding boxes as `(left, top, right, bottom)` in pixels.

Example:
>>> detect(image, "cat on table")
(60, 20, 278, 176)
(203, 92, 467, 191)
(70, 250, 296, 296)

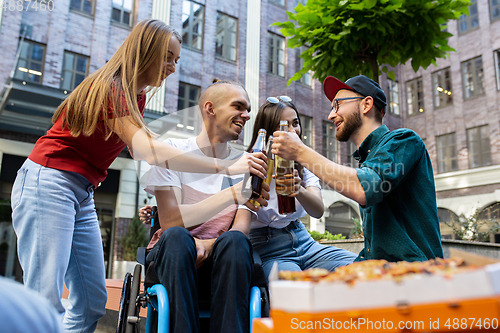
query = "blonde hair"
(52, 19, 181, 139)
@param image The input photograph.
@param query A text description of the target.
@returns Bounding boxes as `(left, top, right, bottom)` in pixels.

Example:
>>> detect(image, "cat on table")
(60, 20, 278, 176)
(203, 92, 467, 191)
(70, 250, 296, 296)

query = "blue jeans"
(0, 276, 64, 333)
(11, 159, 107, 333)
(147, 227, 253, 333)
(249, 220, 357, 279)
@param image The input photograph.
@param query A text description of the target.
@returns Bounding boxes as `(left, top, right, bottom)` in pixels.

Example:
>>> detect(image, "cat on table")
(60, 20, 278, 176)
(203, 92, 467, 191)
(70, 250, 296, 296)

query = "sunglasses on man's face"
(267, 96, 292, 104)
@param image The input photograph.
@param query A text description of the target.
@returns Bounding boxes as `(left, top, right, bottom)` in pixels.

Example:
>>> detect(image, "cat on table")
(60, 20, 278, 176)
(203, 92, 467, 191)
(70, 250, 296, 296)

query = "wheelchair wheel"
(116, 272, 132, 333)
(125, 264, 142, 333)
(260, 287, 270, 317)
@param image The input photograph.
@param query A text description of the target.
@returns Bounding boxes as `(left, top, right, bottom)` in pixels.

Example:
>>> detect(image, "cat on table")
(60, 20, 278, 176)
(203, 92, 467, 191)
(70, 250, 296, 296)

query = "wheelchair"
(116, 206, 270, 333)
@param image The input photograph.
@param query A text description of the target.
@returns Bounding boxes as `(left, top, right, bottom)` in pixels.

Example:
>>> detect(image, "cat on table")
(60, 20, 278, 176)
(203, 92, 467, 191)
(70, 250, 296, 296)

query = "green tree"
(120, 215, 149, 261)
(274, 0, 471, 84)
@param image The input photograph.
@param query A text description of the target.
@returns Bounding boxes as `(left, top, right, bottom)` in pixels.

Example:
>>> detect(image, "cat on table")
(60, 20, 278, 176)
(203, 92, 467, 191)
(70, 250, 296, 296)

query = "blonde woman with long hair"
(10, 19, 266, 333)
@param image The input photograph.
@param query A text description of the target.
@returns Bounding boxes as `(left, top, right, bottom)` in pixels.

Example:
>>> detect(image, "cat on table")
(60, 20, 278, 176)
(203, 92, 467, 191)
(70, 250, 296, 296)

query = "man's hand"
(272, 131, 304, 161)
(227, 152, 268, 179)
(194, 238, 214, 268)
(233, 181, 270, 212)
(289, 169, 302, 198)
(139, 205, 153, 225)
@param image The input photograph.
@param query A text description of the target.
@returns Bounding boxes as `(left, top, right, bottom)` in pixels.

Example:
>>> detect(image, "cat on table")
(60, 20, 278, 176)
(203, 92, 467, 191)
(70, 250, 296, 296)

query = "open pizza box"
(269, 249, 500, 314)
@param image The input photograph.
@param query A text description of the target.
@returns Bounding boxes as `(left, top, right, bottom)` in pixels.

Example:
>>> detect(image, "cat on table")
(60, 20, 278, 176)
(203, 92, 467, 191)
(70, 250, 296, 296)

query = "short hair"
(198, 78, 247, 111)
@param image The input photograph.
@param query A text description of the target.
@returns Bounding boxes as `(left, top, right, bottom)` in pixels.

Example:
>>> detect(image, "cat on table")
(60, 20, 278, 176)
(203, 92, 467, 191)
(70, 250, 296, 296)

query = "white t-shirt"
(243, 167, 321, 229)
(144, 137, 244, 247)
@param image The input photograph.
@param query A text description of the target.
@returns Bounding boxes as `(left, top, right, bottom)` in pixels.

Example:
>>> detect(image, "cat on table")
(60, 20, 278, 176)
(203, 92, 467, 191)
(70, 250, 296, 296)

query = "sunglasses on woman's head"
(267, 96, 292, 104)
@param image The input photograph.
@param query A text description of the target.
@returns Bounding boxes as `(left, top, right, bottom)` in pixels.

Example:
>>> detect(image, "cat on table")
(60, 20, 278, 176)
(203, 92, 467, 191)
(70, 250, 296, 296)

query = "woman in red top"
(10, 19, 266, 333)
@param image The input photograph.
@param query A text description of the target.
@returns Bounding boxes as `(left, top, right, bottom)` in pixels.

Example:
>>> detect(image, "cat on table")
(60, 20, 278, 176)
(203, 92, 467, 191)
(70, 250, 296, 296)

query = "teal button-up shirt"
(354, 125, 443, 262)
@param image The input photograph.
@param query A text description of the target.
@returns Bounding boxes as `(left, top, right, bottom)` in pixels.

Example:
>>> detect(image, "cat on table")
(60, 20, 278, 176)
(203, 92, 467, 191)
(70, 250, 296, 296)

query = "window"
(345, 142, 357, 167)
(112, 0, 133, 26)
(182, 0, 204, 51)
(436, 132, 458, 173)
(176, 82, 201, 133)
(299, 114, 312, 147)
(432, 67, 453, 108)
(70, 0, 93, 14)
(322, 121, 337, 161)
(298, 47, 312, 86)
(268, 33, 285, 77)
(467, 125, 492, 168)
(491, 0, 500, 21)
(458, 0, 479, 34)
(269, 0, 285, 6)
(494, 50, 500, 90)
(215, 12, 237, 61)
(406, 77, 423, 116)
(387, 79, 399, 115)
(478, 203, 500, 222)
(462, 56, 484, 99)
(14, 40, 45, 84)
(60, 52, 89, 91)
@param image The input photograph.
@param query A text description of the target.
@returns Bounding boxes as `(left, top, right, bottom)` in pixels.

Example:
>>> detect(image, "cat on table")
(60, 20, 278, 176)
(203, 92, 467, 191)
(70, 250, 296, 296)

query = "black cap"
(323, 75, 387, 115)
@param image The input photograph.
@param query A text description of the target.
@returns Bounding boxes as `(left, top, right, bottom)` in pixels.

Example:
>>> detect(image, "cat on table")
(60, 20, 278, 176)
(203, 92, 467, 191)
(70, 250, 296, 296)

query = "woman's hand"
(227, 152, 268, 179)
(138, 205, 153, 225)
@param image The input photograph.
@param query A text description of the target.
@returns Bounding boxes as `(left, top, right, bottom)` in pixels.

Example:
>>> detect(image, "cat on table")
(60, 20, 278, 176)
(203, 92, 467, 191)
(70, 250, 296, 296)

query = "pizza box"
(269, 249, 500, 314)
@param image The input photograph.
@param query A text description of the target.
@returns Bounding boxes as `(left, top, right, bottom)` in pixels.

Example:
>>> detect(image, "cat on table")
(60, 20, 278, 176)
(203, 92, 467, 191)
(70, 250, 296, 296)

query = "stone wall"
(322, 239, 500, 260)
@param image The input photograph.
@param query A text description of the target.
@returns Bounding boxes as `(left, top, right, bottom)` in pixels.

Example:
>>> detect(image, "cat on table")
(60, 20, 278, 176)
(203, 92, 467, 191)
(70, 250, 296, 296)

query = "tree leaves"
(277, 0, 472, 84)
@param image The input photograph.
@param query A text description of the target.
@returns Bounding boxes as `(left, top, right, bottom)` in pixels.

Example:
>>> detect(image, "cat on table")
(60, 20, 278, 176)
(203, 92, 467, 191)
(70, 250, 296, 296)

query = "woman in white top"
(234, 96, 357, 279)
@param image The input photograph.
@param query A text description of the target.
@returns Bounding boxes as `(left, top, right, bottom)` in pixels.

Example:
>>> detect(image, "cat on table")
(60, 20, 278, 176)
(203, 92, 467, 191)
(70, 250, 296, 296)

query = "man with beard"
(142, 79, 269, 333)
(272, 75, 443, 262)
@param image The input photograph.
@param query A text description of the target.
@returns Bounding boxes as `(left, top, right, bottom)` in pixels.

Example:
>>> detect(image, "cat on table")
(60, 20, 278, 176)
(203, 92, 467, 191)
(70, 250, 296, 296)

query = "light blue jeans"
(249, 220, 358, 279)
(11, 159, 107, 333)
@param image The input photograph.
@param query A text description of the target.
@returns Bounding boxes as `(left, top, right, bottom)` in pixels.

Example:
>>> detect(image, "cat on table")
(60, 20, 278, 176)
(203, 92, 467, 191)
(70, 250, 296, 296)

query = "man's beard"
(336, 107, 362, 142)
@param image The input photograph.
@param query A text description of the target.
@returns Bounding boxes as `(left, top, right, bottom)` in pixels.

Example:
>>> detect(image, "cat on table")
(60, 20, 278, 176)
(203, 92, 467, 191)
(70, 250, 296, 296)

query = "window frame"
(111, 0, 134, 27)
(405, 77, 424, 116)
(60, 51, 90, 91)
(491, 0, 500, 22)
(431, 67, 453, 109)
(461, 56, 484, 100)
(182, 0, 205, 51)
(299, 114, 313, 148)
(267, 32, 285, 77)
(14, 39, 46, 84)
(69, 0, 94, 15)
(387, 78, 400, 116)
(345, 142, 357, 168)
(322, 121, 337, 162)
(269, 0, 285, 7)
(494, 50, 500, 90)
(458, 0, 479, 34)
(436, 132, 458, 173)
(297, 46, 312, 86)
(176, 82, 201, 134)
(215, 12, 238, 62)
(467, 125, 492, 169)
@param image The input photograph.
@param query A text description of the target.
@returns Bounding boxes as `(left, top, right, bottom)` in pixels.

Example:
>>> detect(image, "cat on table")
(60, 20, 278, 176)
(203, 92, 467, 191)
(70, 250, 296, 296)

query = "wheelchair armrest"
(136, 247, 147, 265)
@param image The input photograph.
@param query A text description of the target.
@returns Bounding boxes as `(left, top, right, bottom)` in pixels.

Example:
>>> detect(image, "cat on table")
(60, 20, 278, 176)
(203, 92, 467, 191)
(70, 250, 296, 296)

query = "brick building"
(3, 0, 494, 282)
(0, 0, 355, 279)
(395, 0, 500, 242)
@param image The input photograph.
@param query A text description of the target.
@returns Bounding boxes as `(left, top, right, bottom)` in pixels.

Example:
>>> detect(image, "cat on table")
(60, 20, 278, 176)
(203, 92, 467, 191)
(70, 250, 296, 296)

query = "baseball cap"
(323, 75, 387, 115)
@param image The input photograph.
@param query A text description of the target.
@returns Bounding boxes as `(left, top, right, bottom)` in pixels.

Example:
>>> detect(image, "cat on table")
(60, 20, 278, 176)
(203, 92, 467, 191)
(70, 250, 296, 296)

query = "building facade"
(397, 0, 500, 242)
(0, 0, 355, 279)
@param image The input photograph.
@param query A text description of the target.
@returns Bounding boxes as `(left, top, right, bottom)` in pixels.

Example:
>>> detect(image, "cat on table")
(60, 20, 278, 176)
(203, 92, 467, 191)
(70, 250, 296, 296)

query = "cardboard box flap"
(449, 248, 500, 266)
